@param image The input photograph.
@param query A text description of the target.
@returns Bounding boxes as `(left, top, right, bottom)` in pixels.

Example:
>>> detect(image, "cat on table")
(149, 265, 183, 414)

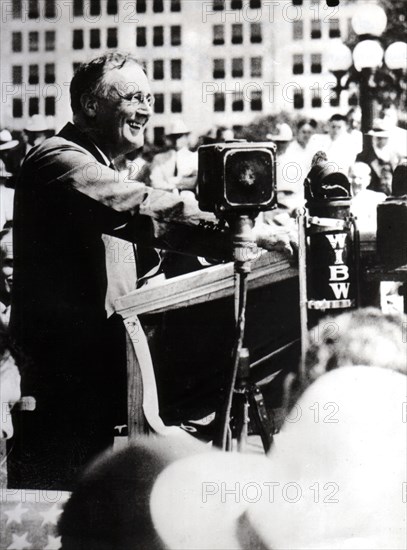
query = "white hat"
(166, 119, 190, 136)
(367, 118, 392, 137)
(150, 366, 407, 550)
(267, 123, 293, 142)
(24, 114, 49, 133)
(0, 129, 19, 151)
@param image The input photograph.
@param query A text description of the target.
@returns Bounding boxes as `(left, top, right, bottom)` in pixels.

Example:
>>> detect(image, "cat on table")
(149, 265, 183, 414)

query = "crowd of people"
(0, 50, 406, 548)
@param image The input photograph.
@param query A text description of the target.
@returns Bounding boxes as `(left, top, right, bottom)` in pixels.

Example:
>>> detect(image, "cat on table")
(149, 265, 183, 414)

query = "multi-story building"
(0, 0, 362, 143)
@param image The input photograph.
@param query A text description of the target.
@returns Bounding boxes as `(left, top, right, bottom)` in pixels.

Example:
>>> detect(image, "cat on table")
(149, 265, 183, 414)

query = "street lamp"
(326, 2, 407, 150)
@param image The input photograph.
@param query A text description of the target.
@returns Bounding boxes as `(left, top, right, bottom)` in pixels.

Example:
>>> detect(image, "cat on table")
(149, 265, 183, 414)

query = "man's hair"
(329, 113, 347, 123)
(297, 118, 317, 130)
(70, 51, 144, 115)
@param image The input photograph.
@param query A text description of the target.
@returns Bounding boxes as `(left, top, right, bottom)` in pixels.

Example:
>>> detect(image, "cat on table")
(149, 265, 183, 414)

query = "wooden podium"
(114, 250, 299, 439)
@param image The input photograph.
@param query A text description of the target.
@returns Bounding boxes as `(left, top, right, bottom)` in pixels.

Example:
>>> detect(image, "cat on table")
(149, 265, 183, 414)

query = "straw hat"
(166, 119, 190, 136)
(367, 118, 392, 138)
(24, 114, 49, 133)
(0, 129, 19, 151)
(267, 123, 293, 142)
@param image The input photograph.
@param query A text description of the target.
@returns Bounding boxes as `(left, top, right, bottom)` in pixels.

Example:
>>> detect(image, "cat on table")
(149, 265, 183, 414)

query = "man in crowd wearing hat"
(356, 118, 401, 194)
(0, 129, 20, 183)
(150, 119, 198, 192)
(9, 51, 294, 490)
(23, 114, 50, 156)
(348, 161, 386, 234)
(0, 161, 14, 230)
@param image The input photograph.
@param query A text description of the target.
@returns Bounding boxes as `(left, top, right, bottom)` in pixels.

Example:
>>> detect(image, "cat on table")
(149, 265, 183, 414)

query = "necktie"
(173, 151, 178, 177)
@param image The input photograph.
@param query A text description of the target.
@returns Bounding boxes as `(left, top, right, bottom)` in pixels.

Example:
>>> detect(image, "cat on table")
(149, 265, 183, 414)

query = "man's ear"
(80, 93, 98, 118)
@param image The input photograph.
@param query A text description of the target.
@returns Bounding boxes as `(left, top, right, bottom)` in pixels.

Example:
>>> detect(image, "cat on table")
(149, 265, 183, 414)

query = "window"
(249, 0, 261, 8)
(213, 25, 224, 46)
(13, 98, 23, 118)
(29, 31, 39, 52)
(232, 58, 243, 78)
(13, 0, 22, 18)
(136, 0, 146, 13)
(153, 27, 164, 47)
(153, 0, 164, 12)
(293, 20, 303, 40)
(311, 93, 322, 108)
(107, 28, 118, 48)
(292, 54, 303, 74)
(73, 62, 81, 73)
(29, 97, 39, 116)
(12, 32, 22, 53)
(45, 31, 56, 51)
(90, 0, 101, 16)
(232, 91, 244, 111)
(90, 29, 100, 49)
(45, 96, 56, 116)
(213, 59, 225, 79)
(213, 0, 225, 10)
(250, 57, 262, 77)
(171, 59, 182, 79)
(45, 63, 55, 83)
(154, 93, 164, 113)
(136, 27, 147, 47)
(73, 30, 84, 49)
(73, 0, 83, 16)
(29, 64, 39, 85)
(12, 66, 23, 85)
(171, 0, 181, 11)
(214, 93, 225, 112)
(330, 91, 339, 107)
(153, 127, 165, 146)
(171, 26, 181, 46)
(251, 90, 262, 111)
(28, 0, 39, 18)
(311, 53, 322, 73)
(231, 0, 243, 8)
(348, 93, 358, 107)
(311, 20, 322, 39)
(153, 60, 164, 79)
(329, 19, 341, 38)
(171, 93, 182, 113)
(231, 24, 243, 44)
(293, 90, 304, 109)
(250, 23, 262, 43)
(107, 0, 118, 15)
(292, 0, 303, 4)
(45, 0, 56, 18)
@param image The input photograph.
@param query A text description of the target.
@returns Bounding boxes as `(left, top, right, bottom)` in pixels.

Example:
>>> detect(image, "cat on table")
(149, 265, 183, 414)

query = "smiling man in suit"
(9, 52, 293, 490)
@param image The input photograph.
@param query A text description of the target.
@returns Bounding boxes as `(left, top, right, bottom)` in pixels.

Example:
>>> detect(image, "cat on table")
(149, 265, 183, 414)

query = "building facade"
(1, 0, 361, 142)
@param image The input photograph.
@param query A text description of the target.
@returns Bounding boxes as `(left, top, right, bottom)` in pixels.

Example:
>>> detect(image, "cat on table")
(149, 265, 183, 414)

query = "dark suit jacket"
(8, 123, 229, 488)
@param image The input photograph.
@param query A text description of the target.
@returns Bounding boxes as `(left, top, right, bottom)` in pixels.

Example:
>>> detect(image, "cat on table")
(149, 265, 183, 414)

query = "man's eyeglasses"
(114, 91, 155, 107)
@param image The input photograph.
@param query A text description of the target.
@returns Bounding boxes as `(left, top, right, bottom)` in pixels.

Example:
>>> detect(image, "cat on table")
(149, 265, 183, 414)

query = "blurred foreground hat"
(267, 123, 293, 142)
(367, 118, 392, 138)
(166, 119, 190, 136)
(150, 367, 407, 550)
(0, 130, 19, 151)
(0, 159, 12, 179)
(24, 114, 48, 133)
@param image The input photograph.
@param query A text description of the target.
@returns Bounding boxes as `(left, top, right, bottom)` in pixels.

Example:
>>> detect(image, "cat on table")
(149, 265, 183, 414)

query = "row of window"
(12, 31, 55, 53)
(213, 0, 262, 9)
(213, 57, 262, 79)
(213, 23, 262, 45)
(153, 93, 183, 114)
(136, 26, 181, 48)
(292, 18, 341, 40)
(12, 64, 56, 85)
(73, 28, 118, 49)
(213, 91, 263, 112)
(11, 0, 119, 18)
(292, 53, 322, 75)
(130, 0, 181, 14)
(73, 58, 182, 80)
(13, 96, 55, 118)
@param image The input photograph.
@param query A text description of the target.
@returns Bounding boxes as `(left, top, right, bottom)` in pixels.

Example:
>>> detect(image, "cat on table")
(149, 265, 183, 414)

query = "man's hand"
(254, 222, 298, 257)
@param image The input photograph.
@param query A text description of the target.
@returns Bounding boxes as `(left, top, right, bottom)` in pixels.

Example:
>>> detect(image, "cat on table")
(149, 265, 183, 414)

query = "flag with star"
(0, 489, 70, 550)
